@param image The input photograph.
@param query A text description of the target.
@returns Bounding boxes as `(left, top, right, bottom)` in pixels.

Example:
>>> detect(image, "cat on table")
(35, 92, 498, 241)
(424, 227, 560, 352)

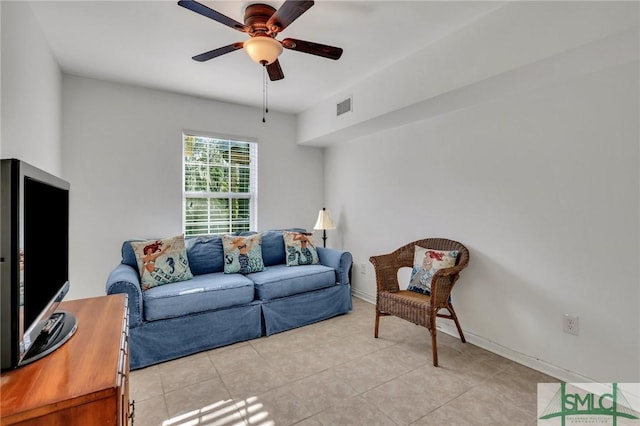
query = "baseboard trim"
(436, 322, 594, 383)
(351, 288, 375, 304)
(351, 293, 593, 383)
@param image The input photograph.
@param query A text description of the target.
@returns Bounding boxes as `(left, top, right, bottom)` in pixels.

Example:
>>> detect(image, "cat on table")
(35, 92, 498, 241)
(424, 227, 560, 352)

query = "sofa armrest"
(105, 264, 143, 328)
(317, 247, 352, 285)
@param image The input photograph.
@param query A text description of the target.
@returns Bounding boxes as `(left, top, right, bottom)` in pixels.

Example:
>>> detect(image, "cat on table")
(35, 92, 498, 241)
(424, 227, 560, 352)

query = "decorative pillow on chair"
(283, 231, 319, 266)
(222, 234, 264, 274)
(131, 235, 194, 291)
(407, 246, 459, 295)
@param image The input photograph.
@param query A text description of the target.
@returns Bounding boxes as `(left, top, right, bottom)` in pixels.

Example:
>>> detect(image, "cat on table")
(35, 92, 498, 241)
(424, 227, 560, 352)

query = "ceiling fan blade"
(281, 38, 343, 60)
(266, 60, 285, 81)
(178, 0, 248, 33)
(192, 42, 244, 62)
(266, 0, 314, 33)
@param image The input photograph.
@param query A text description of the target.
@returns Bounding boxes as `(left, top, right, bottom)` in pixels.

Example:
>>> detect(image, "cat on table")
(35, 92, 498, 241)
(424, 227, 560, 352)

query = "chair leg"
(374, 309, 380, 338)
(430, 313, 438, 367)
(448, 303, 466, 343)
(431, 330, 438, 367)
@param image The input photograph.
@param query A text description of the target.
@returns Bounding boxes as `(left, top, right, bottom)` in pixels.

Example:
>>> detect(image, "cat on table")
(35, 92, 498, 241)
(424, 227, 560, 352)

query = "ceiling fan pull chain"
(265, 72, 269, 115)
(262, 65, 267, 123)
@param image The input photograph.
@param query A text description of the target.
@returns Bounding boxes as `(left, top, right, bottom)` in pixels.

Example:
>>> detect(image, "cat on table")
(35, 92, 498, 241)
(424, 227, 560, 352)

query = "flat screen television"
(1, 159, 77, 370)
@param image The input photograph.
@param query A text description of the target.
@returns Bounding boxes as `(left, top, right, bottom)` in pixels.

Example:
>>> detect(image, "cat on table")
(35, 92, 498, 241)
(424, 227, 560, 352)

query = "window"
(183, 133, 257, 237)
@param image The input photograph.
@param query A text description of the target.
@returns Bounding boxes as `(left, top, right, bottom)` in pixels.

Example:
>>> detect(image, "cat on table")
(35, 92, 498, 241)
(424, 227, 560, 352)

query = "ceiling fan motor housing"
(244, 4, 277, 36)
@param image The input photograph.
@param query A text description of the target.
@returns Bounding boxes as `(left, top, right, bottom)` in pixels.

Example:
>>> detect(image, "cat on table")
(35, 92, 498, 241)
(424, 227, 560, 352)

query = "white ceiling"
(29, 1, 503, 114)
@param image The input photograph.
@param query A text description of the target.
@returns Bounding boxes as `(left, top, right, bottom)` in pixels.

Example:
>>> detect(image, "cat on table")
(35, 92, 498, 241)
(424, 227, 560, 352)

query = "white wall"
(62, 75, 324, 301)
(298, 2, 639, 146)
(1, 2, 62, 175)
(322, 3, 639, 383)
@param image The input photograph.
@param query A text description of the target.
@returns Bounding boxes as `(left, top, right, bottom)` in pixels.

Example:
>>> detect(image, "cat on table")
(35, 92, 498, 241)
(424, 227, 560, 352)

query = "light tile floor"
(130, 297, 558, 425)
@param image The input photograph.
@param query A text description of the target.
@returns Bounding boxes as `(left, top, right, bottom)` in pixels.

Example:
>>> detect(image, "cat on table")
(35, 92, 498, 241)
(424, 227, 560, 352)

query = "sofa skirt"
(261, 284, 352, 336)
(129, 301, 263, 370)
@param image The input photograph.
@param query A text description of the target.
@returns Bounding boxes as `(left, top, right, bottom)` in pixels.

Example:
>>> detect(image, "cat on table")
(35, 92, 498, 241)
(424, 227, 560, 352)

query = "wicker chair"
(369, 238, 470, 366)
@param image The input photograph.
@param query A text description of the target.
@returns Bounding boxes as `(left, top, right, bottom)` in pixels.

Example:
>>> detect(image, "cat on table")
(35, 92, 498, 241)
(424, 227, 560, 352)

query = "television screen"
(23, 176, 69, 331)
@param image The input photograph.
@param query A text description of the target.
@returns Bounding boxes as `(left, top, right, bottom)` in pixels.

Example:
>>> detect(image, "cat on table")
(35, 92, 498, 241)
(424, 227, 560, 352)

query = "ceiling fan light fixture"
(243, 36, 283, 65)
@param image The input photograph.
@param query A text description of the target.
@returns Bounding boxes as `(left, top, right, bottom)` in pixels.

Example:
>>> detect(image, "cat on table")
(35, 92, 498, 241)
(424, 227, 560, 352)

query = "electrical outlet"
(563, 314, 579, 336)
(360, 263, 367, 275)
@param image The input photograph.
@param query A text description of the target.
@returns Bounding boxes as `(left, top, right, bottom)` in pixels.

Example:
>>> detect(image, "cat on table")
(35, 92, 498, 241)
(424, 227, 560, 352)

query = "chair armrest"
(369, 253, 400, 292)
(435, 262, 467, 277)
(430, 263, 466, 306)
(105, 264, 143, 328)
(317, 247, 352, 285)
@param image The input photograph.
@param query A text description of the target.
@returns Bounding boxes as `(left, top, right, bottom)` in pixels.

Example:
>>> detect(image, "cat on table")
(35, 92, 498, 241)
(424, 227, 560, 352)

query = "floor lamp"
(313, 207, 336, 248)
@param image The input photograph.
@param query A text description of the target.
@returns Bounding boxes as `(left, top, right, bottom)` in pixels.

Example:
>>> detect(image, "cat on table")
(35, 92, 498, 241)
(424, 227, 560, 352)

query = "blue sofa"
(105, 230, 352, 370)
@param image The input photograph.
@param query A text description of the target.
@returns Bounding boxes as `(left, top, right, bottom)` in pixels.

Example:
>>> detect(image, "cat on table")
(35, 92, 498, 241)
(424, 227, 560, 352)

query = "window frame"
(182, 131, 258, 237)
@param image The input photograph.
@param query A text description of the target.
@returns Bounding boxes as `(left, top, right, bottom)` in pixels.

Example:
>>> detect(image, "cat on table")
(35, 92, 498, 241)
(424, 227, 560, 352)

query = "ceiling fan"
(178, 0, 343, 81)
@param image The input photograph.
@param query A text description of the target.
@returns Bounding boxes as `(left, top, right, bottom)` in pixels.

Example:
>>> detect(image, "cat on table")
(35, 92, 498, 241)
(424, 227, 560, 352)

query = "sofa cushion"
(260, 230, 286, 266)
(122, 240, 139, 270)
(185, 234, 224, 275)
(283, 231, 319, 266)
(222, 234, 264, 274)
(142, 272, 255, 322)
(131, 235, 194, 291)
(250, 264, 336, 301)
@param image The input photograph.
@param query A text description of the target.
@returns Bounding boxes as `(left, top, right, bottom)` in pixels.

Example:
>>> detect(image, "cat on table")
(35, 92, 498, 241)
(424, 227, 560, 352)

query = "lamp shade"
(243, 36, 283, 65)
(313, 208, 336, 230)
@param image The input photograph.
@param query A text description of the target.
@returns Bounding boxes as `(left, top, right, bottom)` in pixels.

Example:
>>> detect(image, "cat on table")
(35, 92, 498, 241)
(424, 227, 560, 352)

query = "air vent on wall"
(337, 97, 352, 116)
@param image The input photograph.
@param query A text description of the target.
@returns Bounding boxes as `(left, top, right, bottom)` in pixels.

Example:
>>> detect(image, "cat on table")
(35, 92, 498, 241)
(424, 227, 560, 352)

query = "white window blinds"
(183, 133, 257, 237)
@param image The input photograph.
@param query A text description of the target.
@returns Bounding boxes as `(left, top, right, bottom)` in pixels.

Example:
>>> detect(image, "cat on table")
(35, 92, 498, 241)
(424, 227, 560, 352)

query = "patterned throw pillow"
(222, 234, 264, 274)
(131, 235, 194, 291)
(283, 231, 319, 266)
(407, 246, 459, 295)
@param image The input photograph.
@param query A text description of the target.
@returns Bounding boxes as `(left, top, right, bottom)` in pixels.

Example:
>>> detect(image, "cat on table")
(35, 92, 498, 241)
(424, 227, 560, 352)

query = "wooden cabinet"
(1, 295, 132, 425)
